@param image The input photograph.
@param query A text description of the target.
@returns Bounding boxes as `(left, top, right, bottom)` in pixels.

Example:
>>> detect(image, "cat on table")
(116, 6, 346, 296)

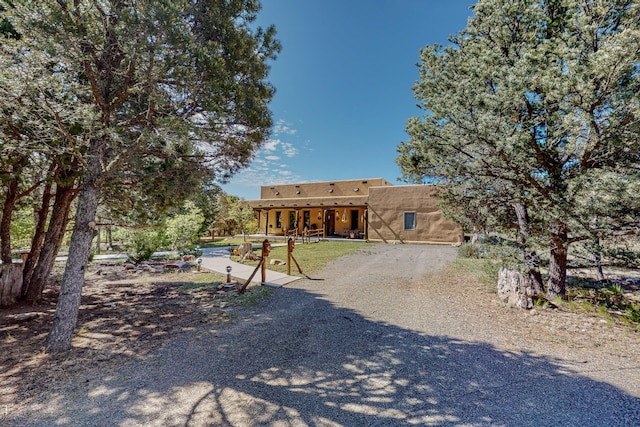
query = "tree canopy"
(1, 0, 279, 351)
(398, 0, 640, 298)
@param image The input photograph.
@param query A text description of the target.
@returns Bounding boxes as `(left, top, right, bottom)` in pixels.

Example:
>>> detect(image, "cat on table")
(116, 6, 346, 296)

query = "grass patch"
(562, 283, 640, 327)
(452, 257, 501, 289)
(198, 237, 266, 249)
(227, 286, 273, 307)
(178, 281, 223, 292)
(456, 242, 640, 328)
(232, 240, 368, 276)
(178, 279, 273, 307)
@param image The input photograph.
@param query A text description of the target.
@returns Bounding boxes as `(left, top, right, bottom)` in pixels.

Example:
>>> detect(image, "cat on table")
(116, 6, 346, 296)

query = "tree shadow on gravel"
(6, 287, 640, 427)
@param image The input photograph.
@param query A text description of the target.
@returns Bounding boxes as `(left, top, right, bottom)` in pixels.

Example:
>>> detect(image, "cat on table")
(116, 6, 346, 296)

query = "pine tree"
(2, 0, 280, 351)
(399, 0, 640, 299)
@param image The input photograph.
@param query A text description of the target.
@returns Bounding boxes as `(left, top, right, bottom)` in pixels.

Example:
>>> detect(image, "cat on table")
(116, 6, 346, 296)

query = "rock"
(217, 283, 238, 291)
(270, 259, 286, 266)
(15, 312, 39, 322)
(164, 261, 190, 270)
(239, 243, 253, 257)
(182, 255, 196, 262)
(497, 267, 538, 309)
(123, 263, 136, 270)
(240, 251, 260, 263)
(102, 302, 117, 308)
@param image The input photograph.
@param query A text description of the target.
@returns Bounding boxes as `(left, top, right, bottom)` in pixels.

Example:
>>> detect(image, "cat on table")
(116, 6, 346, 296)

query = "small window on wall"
(289, 211, 296, 229)
(404, 212, 416, 230)
(275, 211, 282, 228)
(303, 210, 310, 228)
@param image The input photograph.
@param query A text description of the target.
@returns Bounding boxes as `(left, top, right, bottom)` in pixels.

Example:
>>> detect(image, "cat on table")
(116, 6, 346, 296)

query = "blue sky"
(221, 0, 477, 200)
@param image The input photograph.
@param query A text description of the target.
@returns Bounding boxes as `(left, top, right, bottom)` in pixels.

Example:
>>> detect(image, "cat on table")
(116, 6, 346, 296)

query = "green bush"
(458, 243, 479, 258)
(165, 201, 205, 253)
(458, 239, 523, 269)
(626, 303, 640, 323)
(126, 229, 163, 264)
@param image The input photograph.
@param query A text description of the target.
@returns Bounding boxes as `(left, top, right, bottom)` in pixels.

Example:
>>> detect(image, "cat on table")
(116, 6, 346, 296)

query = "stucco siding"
(367, 185, 461, 244)
(259, 178, 391, 199)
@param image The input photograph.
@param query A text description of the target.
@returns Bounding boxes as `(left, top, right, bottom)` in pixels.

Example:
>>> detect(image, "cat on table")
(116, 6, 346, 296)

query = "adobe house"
(244, 178, 461, 244)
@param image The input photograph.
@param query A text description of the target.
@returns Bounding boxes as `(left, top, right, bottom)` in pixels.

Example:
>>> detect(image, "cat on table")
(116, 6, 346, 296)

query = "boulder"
(164, 261, 190, 270)
(497, 267, 538, 309)
(239, 243, 253, 257)
(14, 312, 38, 322)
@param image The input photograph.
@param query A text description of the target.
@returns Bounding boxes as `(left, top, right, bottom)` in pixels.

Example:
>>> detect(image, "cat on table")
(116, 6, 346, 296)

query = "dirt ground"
(1, 253, 640, 421)
(0, 260, 264, 410)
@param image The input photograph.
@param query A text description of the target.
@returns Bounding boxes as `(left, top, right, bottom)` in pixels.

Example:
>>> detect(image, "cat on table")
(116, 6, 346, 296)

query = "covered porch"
(246, 196, 369, 240)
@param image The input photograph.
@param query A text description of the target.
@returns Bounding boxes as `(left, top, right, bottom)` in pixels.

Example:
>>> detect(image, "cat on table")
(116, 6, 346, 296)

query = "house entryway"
(325, 210, 335, 237)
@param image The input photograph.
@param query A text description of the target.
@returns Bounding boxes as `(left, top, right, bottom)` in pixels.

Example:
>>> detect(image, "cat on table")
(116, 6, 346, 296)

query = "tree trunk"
(546, 225, 568, 300)
(0, 177, 19, 264)
(513, 203, 543, 295)
(1, 264, 23, 307)
(46, 176, 99, 352)
(21, 181, 54, 297)
(471, 228, 480, 245)
(107, 226, 113, 249)
(23, 184, 76, 303)
(592, 236, 605, 281)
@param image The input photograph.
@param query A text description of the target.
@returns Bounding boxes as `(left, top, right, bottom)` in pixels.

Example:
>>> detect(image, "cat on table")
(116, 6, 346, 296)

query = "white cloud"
(263, 140, 280, 152)
(273, 119, 297, 136)
(280, 142, 298, 158)
(221, 118, 308, 194)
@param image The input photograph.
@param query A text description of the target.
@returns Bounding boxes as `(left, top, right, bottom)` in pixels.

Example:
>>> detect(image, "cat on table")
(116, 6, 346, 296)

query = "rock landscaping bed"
(0, 260, 269, 410)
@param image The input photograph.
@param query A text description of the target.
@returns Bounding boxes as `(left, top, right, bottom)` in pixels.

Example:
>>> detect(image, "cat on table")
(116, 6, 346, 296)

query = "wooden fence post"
(261, 239, 270, 285)
(287, 238, 295, 276)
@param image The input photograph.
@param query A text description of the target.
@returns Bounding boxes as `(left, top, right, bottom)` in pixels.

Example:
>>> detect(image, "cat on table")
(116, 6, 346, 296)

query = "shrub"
(458, 243, 479, 258)
(165, 201, 205, 253)
(126, 229, 163, 264)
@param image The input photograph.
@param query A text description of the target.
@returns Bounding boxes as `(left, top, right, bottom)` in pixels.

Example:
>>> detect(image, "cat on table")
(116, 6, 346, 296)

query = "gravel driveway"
(9, 244, 640, 426)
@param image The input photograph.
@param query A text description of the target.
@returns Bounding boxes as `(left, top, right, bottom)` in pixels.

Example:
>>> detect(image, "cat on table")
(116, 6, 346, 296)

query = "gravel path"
(8, 244, 640, 426)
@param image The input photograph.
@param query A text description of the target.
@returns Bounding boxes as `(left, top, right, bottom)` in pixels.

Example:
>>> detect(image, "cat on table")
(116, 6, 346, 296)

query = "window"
(303, 210, 310, 228)
(275, 211, 282, 228)
(404, 212, 416, 230)
(289, 211, 296, 229)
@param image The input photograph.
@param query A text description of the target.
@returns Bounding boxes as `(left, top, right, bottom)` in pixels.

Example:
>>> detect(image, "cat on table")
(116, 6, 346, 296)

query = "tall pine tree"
(399, 0, 640, 299)
(2, 0, 280, 352)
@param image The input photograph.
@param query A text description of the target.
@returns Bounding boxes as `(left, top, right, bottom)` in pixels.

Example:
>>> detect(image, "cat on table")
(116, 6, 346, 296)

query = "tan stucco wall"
(367, 185, 461, 244)
(260, 178, 391, 199)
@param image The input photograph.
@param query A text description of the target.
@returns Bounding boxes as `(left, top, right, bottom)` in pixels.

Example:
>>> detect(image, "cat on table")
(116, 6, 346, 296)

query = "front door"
(326, 210, 335, 236)
(350, 210, 359, 231)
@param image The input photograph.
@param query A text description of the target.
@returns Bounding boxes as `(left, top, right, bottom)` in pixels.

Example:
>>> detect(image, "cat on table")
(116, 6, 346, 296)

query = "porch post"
(322, 209, 327, 238)
(265, 210, 269, 235)
(364, 208, 368, 240)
